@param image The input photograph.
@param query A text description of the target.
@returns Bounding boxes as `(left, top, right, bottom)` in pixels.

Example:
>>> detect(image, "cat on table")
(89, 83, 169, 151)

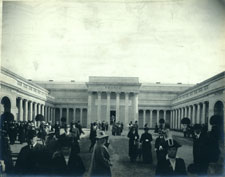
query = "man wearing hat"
(90, 130, 112, 177)
(140, 127, 153, 163)
(155, 138, 187, 176)
(50, 134, 85, 176)
(15, 129, 47, 175)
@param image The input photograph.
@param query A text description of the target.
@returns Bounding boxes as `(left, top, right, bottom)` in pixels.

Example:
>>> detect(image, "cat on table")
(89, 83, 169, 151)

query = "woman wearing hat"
(90, 131, 112, 177)
(155, 138, 187, 176)
(140, 127, 153, 163)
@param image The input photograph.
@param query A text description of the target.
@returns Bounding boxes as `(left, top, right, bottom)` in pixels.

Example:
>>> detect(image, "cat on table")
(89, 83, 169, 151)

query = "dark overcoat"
(140, 132, 153, 163)
(155, 158, 187, 176)
(15, 143, 46, 175)
(51, 151, 85, 176)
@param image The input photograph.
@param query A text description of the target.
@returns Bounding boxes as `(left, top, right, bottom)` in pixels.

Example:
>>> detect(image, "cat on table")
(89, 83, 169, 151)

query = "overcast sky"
(1, 0, 225, 84)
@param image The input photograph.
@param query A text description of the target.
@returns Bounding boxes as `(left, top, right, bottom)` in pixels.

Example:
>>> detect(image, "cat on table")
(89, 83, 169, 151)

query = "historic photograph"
(0, 0, 224, 176)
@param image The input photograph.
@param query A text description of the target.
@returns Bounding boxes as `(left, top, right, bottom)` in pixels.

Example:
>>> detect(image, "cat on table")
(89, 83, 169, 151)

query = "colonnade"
(55, 107, 87, 126)
(17, 97, 55, 123)
(138, 109, 170, 128)
(87, 91, 138, 126)
(171, 101, 209, 130)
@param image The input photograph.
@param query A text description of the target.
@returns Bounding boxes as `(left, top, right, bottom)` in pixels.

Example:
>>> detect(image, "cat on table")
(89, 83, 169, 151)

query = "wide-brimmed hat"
(96, 131, 108, 139)
(165, 138, 181, 150)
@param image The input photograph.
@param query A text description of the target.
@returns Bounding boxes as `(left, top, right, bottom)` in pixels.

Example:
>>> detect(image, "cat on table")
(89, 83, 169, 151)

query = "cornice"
(172, 86, 225, 106)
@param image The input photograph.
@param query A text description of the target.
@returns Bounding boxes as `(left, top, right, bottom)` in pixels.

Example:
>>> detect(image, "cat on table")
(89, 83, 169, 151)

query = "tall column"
(24, 100, 28, 121)
(80, 108, 83, 125)
(29, 102, 33, 121)
(143, 110, 146, 127)
(202, 102, 206, 124)
(208, 100, 214, 131)
(38, 104, 41, 114)
(97, 92, 101, 122)
(174, 109, 177, 129)
(133, 93, 138, 121)
(33, 103, 37, 120)
(181, 108, 184, 120)
(59, 108, 62, 121)
(44, 106, 47, 121)
(171, 111, 173, 129)
(116, 92, 120, 121)
(197, 104, 200, 124)
(19, 99, 23, 121)
(41, 105, 44, 116)
(74, 108, 76, 122)
(150, 110, 153, 128)
(174, 110, 176, 129)
(124, 92, 129, 126)
(192, 105, 196, 124)
(156, 110, 159, 125)
(87, 92, 92, 126)
(66, 108, 69, 124)
(188, 106, 191, 119)
(184, 107, 187, 117)
(163, 110, 166, 120)
(178, 109, 181, 130)
(107, 92, 111, 124)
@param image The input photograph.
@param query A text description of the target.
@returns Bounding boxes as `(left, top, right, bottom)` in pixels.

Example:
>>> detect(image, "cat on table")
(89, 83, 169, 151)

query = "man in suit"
(15, 130, 47, 175)
(50, 134, 85, 176)
(155, 138, 187, 176)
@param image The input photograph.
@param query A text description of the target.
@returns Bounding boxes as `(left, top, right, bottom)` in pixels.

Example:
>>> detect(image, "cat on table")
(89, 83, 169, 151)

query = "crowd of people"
(0, 114, 223, 177)
(0, 119, 86, 176)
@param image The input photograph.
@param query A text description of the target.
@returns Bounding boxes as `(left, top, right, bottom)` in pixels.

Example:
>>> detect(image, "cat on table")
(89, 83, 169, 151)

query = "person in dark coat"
(53, 121, 60, 138)
(50, 135, 85, 176)
(155, 131, 167, 163)
(15, 130, 47, 175)
(127, 126, 139, 162)
(155, 138, 187, 176)
(140, 127, 153, 163)
(192, 124, 209, 175)
(90, 131, 112, 177)
(18, 122, 26, 144)
(89, 122, 97, 152)
(0, 129, 13, 174)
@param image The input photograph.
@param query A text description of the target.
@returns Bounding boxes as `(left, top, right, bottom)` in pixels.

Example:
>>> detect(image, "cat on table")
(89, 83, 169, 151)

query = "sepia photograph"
(0, 0, 224, 176)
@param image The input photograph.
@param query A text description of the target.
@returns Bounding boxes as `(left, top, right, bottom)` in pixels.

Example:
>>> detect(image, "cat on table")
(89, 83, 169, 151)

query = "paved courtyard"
(10, 129, 195, 177)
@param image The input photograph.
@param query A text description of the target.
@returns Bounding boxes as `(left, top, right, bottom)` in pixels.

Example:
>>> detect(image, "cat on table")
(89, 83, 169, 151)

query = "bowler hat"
(96, 131, 108, 139)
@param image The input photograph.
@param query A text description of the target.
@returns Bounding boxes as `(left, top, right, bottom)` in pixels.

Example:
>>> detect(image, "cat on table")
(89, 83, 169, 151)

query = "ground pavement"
(10, 129, 194, 177)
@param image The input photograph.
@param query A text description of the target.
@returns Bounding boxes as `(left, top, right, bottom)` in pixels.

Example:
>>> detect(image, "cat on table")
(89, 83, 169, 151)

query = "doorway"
(110, 110, 116, 125)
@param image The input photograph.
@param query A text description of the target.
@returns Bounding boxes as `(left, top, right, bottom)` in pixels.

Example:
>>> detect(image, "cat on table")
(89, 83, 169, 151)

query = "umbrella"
(1, 112, 14, 122)
(210, 115, 222, 125)
(181, 117, 191, 124)
(35, 114, 44, 121)
(159, 118, 165, 124)
(61, 117, 66, 122)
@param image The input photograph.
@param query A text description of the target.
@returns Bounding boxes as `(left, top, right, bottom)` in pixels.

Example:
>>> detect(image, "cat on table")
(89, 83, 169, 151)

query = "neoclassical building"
(1, 66, 224, 130)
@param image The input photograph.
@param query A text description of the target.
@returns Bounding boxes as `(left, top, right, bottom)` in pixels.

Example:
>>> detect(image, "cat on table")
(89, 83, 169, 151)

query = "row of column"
(57, 107, 86, 125)
(88, 91, 138, 126)
(140, 109, 169, 128)
(17, 97, 54, 122)
(171, 101, 208, 130)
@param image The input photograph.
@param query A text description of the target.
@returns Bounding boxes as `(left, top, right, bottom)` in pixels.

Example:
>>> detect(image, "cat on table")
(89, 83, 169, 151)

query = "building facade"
(1, 66, 224, 130)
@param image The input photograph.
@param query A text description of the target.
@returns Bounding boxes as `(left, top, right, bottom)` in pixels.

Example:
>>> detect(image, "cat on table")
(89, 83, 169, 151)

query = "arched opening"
(1, 96, 11, 113)
(214, 101, 224, 118)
